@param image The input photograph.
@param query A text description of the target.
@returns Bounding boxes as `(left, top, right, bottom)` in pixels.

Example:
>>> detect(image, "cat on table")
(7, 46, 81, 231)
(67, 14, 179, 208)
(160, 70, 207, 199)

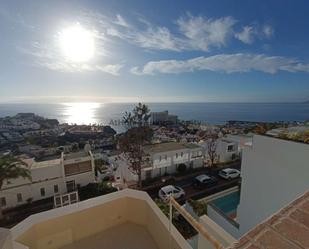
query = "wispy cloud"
(234, 24, 274, 44)
(18, 39, 123, 75)
(91, 12, 273, 52)
(235, 26, 256, 44)
(176, 15, 236, 51)
(131, 53, 309, 75)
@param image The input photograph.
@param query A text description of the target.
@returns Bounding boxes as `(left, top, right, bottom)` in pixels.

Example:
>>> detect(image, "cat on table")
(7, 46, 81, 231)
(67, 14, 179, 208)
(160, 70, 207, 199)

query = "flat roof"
(145, 142, 200, 154)
(31, 158, 61, 169)
(64, 151, 90, 160)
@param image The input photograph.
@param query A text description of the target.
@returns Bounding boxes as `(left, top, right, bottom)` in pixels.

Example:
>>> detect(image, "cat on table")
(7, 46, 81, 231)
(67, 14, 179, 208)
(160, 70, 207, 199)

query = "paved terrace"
(229, 191, 309, 249)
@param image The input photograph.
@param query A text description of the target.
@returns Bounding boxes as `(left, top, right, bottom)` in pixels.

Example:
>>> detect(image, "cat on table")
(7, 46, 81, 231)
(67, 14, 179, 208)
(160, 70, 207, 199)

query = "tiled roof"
(229, 191, 309, 249)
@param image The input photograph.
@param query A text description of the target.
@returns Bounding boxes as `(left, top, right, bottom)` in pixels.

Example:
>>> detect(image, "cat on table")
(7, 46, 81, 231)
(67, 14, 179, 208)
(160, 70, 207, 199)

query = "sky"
(0, 0, 309, 103)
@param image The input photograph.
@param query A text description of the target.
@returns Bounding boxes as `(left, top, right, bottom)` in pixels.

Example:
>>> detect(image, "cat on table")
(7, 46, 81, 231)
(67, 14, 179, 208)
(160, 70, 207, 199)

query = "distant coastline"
(0, 103, 308, 128)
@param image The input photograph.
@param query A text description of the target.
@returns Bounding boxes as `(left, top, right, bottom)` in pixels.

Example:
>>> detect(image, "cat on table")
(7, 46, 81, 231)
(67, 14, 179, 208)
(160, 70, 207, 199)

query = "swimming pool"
(210, 191, 240, 218)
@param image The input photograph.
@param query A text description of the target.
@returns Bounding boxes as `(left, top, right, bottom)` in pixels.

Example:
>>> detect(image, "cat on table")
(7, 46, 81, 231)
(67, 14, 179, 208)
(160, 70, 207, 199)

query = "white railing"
(54, 191, 79, 208)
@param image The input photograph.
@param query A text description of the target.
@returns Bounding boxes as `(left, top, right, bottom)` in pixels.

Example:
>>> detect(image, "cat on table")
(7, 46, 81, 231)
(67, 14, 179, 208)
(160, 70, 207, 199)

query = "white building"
(114, 142, 204, 182)
(150, 111, 178, 125)
(0, 151, 95, 209)
(200, 138, 239, 165)
(207, 135, 309, 238)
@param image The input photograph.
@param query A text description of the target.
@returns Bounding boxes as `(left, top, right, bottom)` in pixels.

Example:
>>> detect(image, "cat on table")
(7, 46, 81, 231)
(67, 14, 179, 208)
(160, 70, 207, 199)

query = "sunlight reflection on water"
(62, 102, 102, 125)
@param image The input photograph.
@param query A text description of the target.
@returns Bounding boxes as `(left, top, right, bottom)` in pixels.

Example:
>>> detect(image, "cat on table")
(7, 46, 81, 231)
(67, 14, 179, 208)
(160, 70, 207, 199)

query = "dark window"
(40, 188, 45, 197)
(159, 156, 161, 161)
(181, 152, 183, 157)
(165, 155, 167, 160)
(0, 197, 6, 207)
(176, 153, 178, 158)
(227, 145, 235, 152)
(17, 193, 22, 202)
(54, 185, 59, 193)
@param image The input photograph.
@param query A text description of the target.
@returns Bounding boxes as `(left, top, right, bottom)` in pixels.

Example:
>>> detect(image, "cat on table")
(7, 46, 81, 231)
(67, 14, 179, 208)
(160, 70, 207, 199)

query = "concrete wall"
(207, 205, 240, 239)
(11, 190, 192, 249)
(237, 135, 309, 235)
(198, 215, 236, 249)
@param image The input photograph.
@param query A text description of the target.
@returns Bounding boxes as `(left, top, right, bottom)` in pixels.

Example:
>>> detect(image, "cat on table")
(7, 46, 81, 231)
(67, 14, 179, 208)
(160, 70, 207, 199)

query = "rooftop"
(8, 189, 191, 249)
(229, 191, 309, 249)
(145, 142, 200, 154)
(63, 151, 90, 160)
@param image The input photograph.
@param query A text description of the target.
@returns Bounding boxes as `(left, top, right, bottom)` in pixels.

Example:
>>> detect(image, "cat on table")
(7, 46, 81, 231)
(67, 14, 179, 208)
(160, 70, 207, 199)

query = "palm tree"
(0, 155, 31, 220)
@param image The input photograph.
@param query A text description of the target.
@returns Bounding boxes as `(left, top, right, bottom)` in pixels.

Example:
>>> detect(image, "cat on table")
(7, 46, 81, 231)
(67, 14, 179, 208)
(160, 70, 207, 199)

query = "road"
(146, 163, 241, 203)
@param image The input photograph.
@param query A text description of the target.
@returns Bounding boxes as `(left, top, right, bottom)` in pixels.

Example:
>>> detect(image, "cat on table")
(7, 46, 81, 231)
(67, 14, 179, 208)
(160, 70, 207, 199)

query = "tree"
(205, 134, 219, 169)
(0, 155, 31, 220)
(118, 103, 153, 188)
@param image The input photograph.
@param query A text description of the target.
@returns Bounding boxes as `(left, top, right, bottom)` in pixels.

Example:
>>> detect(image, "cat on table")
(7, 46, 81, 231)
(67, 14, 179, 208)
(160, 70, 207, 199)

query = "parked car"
(192, 174, 218, 188)
(158, 185, 185, 202)
(218, 168, 240, 180)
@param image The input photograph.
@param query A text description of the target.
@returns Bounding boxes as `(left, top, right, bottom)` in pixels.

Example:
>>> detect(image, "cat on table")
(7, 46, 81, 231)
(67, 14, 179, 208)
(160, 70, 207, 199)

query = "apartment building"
(0, 151, 95, 209)
(201, 138, 239, 165)
(150, 111, 178, 125)
(206, 135, 309, 238)
(114, 142, 204, 182)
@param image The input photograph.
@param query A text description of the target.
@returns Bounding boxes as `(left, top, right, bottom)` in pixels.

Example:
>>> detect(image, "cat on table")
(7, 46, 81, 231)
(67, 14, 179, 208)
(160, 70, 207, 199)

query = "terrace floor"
(60, 222, 159, 249)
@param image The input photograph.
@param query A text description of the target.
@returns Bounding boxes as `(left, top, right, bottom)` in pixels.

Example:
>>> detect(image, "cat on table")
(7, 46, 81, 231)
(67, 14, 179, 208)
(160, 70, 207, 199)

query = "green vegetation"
(154, 199, 197, 239)
(78, 181, 117, 201)
(176, 163, 187, 174)
(278, 129, 309, 143)
(187, 199, 207, 216)
(0, 155, 31, 220)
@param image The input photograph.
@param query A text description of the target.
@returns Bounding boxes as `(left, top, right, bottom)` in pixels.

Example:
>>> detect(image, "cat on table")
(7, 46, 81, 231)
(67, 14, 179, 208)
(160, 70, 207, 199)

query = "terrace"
(7, 189, 192, 249)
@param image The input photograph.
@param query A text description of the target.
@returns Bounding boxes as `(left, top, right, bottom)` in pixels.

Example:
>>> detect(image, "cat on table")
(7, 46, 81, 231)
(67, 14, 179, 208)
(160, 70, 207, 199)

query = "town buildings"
(113, 142, 204, 182)
(150, 111, 178, 125)
(0, 151, 95, 209)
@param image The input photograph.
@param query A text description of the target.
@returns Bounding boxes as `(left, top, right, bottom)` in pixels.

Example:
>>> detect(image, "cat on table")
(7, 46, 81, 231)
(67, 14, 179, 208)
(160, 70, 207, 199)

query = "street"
(145, 162, 241, 203)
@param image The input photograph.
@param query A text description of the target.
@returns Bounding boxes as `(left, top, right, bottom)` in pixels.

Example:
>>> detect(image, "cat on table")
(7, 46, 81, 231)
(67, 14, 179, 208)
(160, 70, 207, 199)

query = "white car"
(158, 185, 185, 202)
(218, 168, 240, 180)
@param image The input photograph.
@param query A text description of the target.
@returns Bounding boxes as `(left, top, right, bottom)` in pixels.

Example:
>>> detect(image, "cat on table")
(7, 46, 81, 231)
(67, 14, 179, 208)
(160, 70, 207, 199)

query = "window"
(165, 155, 167, 160)
(17, 193, 22, 203)
(176, 153, 178, 158)
(66, 180, 76, 193)
(227, 145, 235, 152)
(0, 197, 6, 207)
(54, 185, 59, 193)
(40, 188, 45, 197)
(181, 152, 183, 157)
(159, 156, 162, 161)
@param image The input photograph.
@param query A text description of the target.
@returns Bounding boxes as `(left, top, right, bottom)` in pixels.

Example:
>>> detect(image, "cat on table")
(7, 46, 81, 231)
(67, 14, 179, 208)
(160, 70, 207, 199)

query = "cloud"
(131, 53, 309, 75)
(263, 25, 274, 38)
(18, 43, 123, 75)
(235, 26, 256, 44)
(94, 13, 272, 52)
(177, 15, 236, 51)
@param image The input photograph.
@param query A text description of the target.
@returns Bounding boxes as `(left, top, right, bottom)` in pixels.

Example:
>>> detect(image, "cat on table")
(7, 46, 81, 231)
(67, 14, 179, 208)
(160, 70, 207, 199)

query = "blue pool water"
(210, 191, 240, 216)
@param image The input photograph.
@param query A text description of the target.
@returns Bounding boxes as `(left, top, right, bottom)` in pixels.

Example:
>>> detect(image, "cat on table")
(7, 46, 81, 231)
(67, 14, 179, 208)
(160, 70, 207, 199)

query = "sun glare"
(59, 24, 95, 62)
(63, 102, 101, 124)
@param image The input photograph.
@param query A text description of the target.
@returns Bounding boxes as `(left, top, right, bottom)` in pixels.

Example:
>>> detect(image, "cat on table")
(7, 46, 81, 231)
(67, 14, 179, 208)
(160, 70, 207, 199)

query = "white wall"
(237, 135, 309, 235)
(207, 205, 240, 239)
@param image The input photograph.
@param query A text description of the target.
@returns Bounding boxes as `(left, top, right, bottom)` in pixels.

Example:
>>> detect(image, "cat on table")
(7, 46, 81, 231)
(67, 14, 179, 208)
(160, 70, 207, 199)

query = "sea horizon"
(0, 102, 308, 132)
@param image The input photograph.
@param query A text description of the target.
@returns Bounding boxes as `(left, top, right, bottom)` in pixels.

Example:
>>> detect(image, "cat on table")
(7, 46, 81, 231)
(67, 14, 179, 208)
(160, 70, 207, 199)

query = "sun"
(59, 24, 95, 62)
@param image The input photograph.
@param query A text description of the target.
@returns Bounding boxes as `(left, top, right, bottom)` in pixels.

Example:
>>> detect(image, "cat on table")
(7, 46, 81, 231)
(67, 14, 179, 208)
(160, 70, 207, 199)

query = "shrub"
(177, 163, 187, 174)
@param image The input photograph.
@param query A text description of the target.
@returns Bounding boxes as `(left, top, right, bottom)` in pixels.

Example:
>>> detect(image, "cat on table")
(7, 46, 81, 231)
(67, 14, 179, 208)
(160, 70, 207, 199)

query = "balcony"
(6, 189, 191, 249)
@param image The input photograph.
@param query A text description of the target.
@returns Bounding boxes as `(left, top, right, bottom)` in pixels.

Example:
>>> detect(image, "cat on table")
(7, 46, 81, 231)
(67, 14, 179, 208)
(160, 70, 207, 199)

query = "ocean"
(0, 102, 308, 130)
